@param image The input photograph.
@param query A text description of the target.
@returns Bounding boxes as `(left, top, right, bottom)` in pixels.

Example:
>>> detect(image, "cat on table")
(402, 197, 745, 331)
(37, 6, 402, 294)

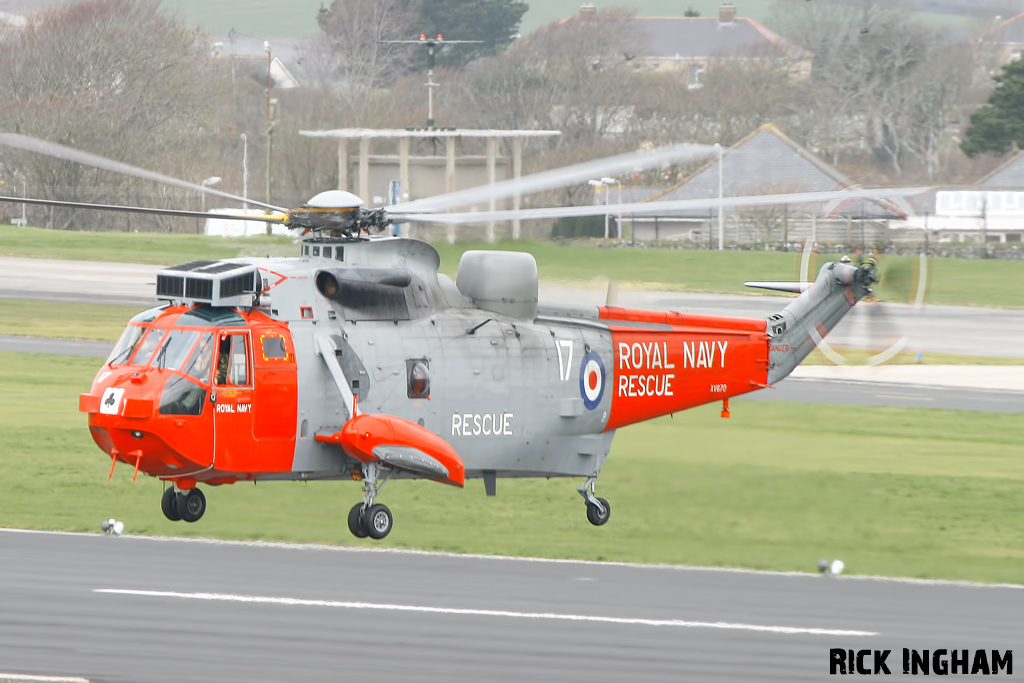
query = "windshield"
(132, 328, 167, 365)
(152, 329, 200, 371)
(183, 333, 215, 383)
(107, 324, 146, 366)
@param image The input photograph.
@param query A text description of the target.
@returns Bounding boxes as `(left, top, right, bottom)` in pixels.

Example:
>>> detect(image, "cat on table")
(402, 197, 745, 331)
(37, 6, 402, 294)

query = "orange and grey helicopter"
(0, 133, 924, 540)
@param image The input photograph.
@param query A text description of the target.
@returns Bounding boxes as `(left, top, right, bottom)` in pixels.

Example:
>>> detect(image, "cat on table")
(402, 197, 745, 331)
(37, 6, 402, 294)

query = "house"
(543, 3, 813, 88)
(974, 11, 1024, 68)
(601, 124, 907, 244)
(211, 35, 303, 89)
(892, 151, 1024, 244)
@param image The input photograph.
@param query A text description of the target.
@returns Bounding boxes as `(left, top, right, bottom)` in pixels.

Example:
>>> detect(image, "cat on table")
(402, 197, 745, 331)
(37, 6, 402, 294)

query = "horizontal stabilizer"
(372, 445, 449, 480)
(743, 281, 811, 294)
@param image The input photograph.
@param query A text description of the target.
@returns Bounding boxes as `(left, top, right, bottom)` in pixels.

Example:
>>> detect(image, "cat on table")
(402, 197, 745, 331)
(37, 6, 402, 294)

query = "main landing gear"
(347, 462, 394, 540)
(578, 476, 611, 526)
(160, 486, 206, 523)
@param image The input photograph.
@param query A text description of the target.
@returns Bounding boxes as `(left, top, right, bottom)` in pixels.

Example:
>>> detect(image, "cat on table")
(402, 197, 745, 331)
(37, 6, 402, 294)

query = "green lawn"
(2, 351, 1021, 584)
(0, 225, 295, 265)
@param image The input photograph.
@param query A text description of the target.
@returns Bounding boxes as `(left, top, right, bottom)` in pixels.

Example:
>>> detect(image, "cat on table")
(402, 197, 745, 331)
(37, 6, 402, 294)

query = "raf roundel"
(579, 351, 605, 410)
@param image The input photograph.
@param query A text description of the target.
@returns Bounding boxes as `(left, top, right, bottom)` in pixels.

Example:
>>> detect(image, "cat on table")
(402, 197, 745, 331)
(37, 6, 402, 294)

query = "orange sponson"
(319, 413, 465, 488)
(605, 321, 770, 431)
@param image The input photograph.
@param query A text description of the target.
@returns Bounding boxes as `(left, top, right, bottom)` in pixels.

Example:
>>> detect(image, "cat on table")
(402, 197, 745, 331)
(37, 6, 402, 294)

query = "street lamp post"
(590, 177, 617, 239)
(240, 133, 249, 212)
(197, 176, 222, 234)
(714, 143, 724, 250)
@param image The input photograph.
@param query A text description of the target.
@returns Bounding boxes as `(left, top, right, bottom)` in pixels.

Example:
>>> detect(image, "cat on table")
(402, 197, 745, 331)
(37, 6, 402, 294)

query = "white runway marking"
(95, 589, 877, 637)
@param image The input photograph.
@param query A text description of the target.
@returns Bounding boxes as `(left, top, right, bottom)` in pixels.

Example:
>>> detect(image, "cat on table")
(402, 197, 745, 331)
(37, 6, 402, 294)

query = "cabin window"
(215, 333, 250, 386)
(159, 375, 206, 416)
(334, 247, 344, 261)
(261, 335, 288, 360)
(407, 359, 430, 399)
(312, 246, 321, 257)
(322, 246, 332, 258)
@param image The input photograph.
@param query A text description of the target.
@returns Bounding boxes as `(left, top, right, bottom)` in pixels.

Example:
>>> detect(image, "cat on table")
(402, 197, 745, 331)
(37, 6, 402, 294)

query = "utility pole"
(265, 41, 274, 216)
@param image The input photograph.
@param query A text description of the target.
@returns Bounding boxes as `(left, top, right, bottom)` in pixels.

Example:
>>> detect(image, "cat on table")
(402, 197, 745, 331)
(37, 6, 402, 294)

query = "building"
(600, 124, 907, 245)
(543, 3, 813, 88)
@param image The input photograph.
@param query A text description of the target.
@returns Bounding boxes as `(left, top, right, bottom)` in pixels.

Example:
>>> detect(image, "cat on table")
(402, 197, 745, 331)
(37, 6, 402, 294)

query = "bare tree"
(317, 0, 420, 106)
(0, 0, 225, 231)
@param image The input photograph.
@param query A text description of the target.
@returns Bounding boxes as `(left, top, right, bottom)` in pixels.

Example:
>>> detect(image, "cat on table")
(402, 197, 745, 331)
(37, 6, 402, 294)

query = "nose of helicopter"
(80, 367, 208, 478)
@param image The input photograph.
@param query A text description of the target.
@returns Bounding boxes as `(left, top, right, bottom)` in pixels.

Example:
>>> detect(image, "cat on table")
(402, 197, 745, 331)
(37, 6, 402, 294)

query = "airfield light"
(438, 34, 443, 40)
(420, 34, 426, 40)
(830, 560, 845, 576)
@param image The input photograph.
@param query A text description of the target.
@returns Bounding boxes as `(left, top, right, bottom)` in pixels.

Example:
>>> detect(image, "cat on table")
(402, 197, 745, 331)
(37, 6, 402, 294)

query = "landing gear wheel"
(177, 488, 206, 523)
(365, 504, 393, 540)
(586, 497, 611, 526)
(347, 503, 368, 539)
(160, 487, 181, 522)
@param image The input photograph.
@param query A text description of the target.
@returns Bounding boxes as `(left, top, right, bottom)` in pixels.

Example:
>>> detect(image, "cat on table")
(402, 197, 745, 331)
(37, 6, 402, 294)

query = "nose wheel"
(160, 486, 206, 523)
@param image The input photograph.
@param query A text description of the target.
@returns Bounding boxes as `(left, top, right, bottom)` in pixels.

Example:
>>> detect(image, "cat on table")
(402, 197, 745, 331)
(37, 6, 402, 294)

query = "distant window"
(688, 63, 705, 88)
(1008, 233, 1022, 242)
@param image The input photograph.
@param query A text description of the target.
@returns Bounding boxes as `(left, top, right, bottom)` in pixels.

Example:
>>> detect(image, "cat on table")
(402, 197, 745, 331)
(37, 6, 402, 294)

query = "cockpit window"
(131, 328, 166, 365)
(159, 375, 206, 416)
(151, 329, 200, 370)
(107, 324, 146, 366)
(184, 333, 215, 383)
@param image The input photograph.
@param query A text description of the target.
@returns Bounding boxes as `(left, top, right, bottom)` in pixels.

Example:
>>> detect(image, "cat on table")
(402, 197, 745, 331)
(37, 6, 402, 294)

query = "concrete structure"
(298, 128, 560, 241)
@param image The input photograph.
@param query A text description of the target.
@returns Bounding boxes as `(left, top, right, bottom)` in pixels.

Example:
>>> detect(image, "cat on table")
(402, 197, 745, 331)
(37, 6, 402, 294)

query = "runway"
(0, 529, 1018, 682)
(4, 255, 1024, 359)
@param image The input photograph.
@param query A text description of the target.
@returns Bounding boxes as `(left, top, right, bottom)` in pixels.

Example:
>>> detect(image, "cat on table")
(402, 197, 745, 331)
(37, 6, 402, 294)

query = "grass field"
(2, 351, 1021, 584)
(5, 226, 1024, 309)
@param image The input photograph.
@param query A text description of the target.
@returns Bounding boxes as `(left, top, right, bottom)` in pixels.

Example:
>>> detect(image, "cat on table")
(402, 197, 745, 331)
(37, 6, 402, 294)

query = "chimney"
(580, 3, 597, 19)
(719, 3, 736, 24)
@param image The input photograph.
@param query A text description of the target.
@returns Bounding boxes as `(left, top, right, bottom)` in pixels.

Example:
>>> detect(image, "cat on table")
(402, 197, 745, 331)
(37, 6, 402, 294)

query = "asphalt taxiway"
(0, 529, 1018, 682)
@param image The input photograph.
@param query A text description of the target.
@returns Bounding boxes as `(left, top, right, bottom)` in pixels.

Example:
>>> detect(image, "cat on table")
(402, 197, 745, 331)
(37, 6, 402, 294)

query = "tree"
(317, 0, 420, 103)
(961, 59, 1024, 157)
(0, 0, 225, 231)
(418, 0, 528, 68)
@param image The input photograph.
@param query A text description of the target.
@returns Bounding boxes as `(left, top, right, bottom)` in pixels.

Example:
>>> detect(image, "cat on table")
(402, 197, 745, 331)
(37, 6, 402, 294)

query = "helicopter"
(0, 133, 925, 540)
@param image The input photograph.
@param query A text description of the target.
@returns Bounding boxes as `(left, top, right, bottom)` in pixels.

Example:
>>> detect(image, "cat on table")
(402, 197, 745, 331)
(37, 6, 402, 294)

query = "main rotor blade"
(395, 187, 934, 224)
(0, 133, 289, 213)
(389, 142, 717, 214)
(0, 195, 287, 223)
